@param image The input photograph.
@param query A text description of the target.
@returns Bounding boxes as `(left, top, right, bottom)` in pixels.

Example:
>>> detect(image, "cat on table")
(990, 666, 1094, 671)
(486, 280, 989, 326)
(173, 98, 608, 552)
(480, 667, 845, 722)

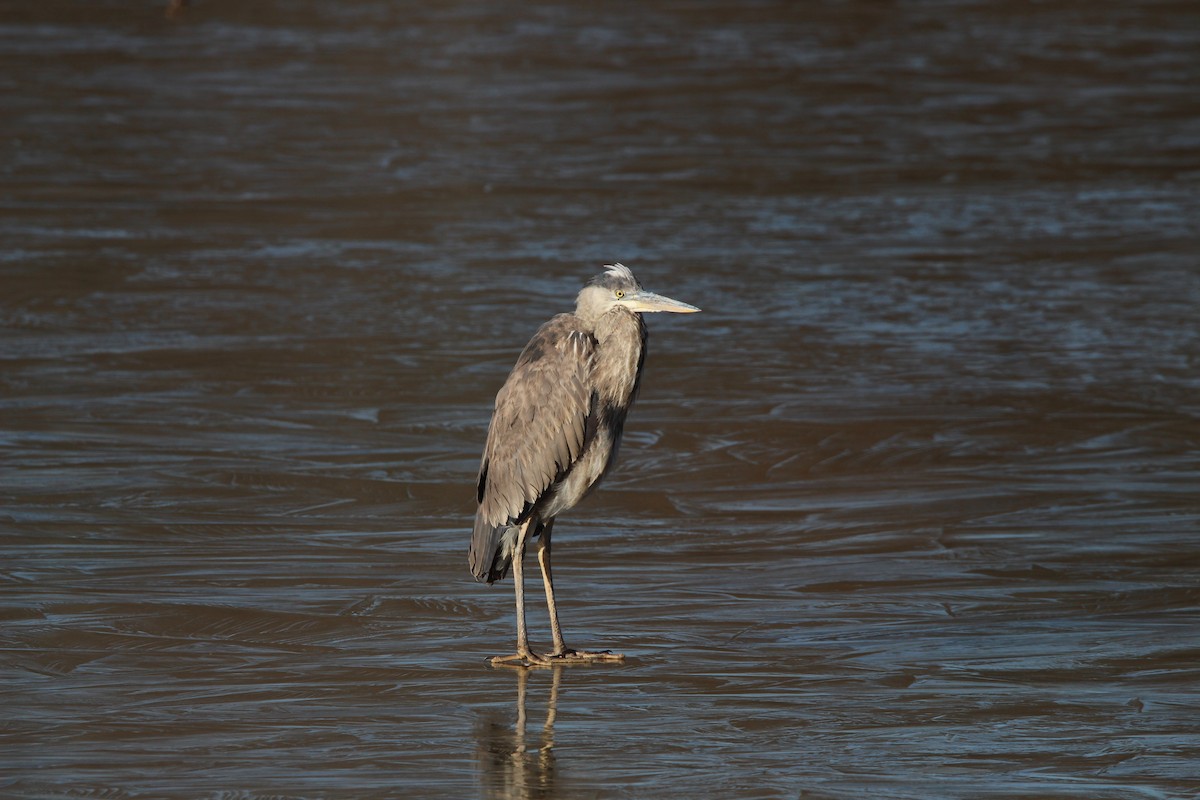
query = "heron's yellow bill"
(621, 290, 700, 314)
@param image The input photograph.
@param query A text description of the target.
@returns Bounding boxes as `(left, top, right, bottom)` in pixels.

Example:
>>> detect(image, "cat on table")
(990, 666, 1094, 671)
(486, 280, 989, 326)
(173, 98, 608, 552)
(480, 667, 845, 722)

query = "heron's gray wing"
(470, 314, 595, 581)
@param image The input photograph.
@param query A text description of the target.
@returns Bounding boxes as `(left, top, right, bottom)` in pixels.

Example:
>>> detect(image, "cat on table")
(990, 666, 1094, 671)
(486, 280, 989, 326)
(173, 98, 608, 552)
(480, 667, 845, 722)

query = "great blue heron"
(470, 263, 699, 667)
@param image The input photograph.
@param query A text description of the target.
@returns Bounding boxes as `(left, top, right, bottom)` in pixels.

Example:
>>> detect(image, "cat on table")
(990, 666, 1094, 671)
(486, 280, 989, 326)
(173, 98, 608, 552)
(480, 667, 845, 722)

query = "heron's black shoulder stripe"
(582, 390, 601, 448)
(476, 459, 489, 504)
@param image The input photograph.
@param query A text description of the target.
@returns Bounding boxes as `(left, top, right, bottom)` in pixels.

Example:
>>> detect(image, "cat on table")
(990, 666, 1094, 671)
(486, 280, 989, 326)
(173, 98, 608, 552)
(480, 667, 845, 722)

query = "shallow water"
(3, 1, 1199, 798)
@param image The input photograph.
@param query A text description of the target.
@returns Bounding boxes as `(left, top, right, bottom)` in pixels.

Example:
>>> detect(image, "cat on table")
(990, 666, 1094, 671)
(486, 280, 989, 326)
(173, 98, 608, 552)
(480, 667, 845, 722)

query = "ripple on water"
(4, 1, 1200, 798)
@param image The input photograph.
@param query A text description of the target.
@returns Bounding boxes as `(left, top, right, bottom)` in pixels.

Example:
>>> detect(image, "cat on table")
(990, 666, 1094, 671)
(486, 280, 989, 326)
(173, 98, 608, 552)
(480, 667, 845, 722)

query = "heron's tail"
(469, 514, 519, 584)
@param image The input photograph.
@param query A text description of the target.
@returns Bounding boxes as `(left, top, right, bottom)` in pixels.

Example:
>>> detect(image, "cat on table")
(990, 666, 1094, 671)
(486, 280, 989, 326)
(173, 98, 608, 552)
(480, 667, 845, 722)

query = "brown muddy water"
(3, 2, 1199, 798)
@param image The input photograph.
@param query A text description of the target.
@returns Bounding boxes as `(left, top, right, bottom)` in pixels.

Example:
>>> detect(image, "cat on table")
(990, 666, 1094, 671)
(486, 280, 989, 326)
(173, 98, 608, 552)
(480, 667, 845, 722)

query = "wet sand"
(3, 2, 1199, 798)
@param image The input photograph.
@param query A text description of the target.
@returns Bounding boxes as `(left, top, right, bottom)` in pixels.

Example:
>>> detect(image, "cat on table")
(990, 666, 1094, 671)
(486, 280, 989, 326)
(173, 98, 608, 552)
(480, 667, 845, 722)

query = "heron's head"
(575, 263, 700, 324)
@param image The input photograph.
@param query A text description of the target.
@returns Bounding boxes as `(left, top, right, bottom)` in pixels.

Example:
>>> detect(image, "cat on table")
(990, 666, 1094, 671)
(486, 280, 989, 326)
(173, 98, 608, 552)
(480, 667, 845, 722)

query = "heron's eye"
(614, 290, 625, 299)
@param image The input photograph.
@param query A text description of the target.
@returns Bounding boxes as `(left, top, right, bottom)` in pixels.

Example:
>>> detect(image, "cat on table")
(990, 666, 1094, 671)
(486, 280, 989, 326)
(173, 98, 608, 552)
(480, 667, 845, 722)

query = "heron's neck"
(589, 308, 647, 406)
(592, 307, 642, 339)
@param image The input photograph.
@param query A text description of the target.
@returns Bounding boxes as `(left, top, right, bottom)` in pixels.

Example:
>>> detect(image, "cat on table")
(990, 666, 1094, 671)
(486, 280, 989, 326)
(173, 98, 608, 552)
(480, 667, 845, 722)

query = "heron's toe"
(490, 650, 555, 668)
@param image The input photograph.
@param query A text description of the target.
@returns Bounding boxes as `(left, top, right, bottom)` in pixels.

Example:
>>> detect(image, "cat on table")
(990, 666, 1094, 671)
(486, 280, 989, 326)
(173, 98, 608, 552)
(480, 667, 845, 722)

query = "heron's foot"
(490, 649, 555, 669)
(550, 648, 625, 664)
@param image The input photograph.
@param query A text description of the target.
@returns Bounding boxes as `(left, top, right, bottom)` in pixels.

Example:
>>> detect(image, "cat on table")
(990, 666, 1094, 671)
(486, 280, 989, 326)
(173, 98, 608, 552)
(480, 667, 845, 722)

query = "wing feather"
(469, 315, 595, 581)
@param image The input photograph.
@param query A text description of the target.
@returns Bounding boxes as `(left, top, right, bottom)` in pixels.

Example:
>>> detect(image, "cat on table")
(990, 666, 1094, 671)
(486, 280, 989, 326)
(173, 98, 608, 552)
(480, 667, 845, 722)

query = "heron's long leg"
(535, 521, 568, 655)
(491, 521, 551, 667)
(535, 521, 624, 664)
(512, 523, 533, 655)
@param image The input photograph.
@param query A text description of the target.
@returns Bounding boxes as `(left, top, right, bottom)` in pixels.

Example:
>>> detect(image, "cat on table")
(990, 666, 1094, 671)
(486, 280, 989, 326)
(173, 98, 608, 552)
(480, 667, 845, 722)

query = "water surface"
(3, 2, 1199, 798)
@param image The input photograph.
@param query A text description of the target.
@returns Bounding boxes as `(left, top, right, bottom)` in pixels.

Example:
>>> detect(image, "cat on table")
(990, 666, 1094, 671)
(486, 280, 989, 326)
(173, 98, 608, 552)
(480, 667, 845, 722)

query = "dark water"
(3, 1, 1199, 797)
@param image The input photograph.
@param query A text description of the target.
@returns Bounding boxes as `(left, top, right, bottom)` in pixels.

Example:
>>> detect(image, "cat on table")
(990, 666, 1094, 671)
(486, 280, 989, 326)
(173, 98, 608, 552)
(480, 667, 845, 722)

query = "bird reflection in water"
(475, 666, 563, 800)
